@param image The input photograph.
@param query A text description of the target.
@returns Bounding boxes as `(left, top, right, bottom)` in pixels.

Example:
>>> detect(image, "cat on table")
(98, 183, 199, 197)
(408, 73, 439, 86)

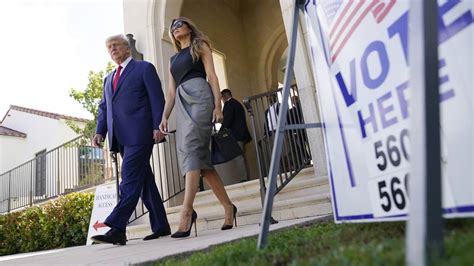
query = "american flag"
(319, 0, 396, 62)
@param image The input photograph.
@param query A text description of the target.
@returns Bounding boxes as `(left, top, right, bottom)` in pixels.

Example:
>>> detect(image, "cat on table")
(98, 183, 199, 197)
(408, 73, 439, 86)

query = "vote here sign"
(303, 0, 473, 222)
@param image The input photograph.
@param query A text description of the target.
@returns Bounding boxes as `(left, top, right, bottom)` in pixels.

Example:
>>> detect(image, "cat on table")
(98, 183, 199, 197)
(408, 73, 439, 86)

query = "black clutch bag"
(211, 127, 242, 165)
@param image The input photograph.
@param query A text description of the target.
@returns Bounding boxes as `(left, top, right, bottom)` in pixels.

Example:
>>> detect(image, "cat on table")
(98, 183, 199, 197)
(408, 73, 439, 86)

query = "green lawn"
(155, 218, 474, 266)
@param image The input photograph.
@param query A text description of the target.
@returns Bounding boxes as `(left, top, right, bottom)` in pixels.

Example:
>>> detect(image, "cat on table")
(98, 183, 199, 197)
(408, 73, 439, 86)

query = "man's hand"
(212, 108, 224, 123)
(153, 129, 166, 143)
(93, 134, 104, 148)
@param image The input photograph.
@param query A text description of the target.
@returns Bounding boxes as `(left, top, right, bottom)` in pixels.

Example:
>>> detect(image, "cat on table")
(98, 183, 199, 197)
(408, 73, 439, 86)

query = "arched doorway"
(125, 0, 290, 186)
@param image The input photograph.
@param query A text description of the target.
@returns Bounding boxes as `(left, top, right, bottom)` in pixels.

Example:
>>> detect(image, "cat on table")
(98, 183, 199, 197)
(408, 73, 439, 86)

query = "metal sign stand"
(258, 1, 444, 258)
(257, 0, 311, 249)
(406, 1, 444, 265)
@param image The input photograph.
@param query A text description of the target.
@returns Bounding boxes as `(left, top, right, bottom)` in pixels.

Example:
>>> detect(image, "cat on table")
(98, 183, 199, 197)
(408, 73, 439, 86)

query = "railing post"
(8, 171, 11, 213)
(30, 162, 33, 206)
(243, 102, 266, 206)
(57, 149, 61, 195)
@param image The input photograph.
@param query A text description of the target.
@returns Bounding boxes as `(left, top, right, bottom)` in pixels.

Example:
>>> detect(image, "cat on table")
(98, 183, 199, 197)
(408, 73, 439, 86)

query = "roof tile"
(7, 105, 90, 123)
(0, 125, 27, 138)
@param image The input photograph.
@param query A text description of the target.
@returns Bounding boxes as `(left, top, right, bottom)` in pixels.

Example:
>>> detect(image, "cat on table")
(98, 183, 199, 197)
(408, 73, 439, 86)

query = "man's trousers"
(105, 144, 170, 233)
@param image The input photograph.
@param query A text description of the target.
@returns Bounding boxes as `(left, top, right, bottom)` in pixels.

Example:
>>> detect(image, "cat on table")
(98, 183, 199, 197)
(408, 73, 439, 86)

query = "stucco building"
(0, 105, 90, 212)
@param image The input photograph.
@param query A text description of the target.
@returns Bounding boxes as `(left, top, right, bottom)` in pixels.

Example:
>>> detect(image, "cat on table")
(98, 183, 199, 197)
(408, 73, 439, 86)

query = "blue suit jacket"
(96, 59, 165, 149)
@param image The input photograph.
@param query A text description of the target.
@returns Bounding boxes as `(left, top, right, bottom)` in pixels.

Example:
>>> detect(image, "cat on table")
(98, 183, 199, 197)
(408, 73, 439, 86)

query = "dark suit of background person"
(221, 90, 251, 145)
(264, 93, 280, 137)
(91, 34, 171, 245)
(221, 89, 251, 181)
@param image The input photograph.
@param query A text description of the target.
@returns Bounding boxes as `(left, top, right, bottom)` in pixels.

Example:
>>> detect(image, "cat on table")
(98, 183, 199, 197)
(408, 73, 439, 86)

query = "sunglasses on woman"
(171, 20, 186, 32)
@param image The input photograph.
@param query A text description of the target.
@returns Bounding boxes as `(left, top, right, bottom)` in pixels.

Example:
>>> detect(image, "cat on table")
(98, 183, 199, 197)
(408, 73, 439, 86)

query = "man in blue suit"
(91, 34, 170, 245)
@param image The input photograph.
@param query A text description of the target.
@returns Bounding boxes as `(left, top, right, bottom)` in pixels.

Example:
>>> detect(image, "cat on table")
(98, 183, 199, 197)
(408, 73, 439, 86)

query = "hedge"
(0, 192, 94, 256)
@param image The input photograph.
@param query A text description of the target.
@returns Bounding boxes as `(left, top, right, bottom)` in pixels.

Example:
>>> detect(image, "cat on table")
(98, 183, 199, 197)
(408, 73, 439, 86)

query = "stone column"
(279, 0, 328, 178)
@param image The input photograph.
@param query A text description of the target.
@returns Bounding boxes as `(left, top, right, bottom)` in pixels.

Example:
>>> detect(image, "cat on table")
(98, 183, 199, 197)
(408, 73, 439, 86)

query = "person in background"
(221, 88, 251, 181)
(221, 89, 251, 145)
(287, 95, 310, 167)
(264, 93, 280, 137)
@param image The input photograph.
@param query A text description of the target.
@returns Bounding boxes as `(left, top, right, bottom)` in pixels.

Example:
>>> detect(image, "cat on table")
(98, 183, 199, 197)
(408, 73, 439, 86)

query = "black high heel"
(221, 204, 238, 230)
(171, 210, 198, 238)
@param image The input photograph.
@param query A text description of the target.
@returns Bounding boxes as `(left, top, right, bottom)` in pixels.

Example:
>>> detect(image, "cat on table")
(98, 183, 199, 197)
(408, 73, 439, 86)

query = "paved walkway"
(0, 215, 331, 265)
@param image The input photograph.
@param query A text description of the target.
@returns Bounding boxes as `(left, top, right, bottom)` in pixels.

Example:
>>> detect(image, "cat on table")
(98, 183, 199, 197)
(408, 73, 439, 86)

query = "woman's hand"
(213, 108, 223, 123)
(159, 118, 169, 134)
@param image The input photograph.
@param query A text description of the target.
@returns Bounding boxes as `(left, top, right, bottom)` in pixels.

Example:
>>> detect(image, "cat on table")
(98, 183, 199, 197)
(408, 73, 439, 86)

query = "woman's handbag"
(211, 126, 242, 165)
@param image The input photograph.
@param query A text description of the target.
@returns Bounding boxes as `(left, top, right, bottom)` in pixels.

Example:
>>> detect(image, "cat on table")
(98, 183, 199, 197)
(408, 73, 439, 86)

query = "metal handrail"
(243, 85, 312, 216)
(1, 130, 185, 217)
(0, 135, 84, 177)
(243, 87, 283, 102)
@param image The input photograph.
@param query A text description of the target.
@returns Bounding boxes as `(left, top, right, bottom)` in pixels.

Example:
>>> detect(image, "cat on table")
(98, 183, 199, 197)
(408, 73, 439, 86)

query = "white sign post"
(303, 0, 473, 222)
(406, 1, 444, 264)
(86, 184, 117, 245)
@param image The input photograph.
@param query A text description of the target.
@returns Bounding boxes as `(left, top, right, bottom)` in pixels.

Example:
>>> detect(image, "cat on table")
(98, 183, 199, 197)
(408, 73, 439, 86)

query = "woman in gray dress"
(159, 17, 237, 238)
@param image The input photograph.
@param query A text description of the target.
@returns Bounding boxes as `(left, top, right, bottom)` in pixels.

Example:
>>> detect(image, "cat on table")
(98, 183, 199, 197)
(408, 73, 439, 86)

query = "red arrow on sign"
(93, 220, 107, 231)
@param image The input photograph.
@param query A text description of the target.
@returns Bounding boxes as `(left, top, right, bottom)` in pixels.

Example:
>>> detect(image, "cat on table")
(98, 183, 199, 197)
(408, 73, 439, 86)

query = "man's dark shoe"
(91, 228, 127, 245)
(143, 228, 171, 241)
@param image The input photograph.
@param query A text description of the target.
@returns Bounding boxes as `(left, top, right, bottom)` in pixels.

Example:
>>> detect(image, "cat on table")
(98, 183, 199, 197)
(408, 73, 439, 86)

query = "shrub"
(0, 192, 94, 256)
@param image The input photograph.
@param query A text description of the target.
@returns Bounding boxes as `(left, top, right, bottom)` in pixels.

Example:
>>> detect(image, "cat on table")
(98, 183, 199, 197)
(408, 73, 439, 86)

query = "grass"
(154, 219, 474, 266)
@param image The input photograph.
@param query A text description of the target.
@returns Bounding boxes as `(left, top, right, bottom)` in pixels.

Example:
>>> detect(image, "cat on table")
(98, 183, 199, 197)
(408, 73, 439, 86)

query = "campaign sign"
(303, 0, 473, 222)
(86, 184, 117, 245)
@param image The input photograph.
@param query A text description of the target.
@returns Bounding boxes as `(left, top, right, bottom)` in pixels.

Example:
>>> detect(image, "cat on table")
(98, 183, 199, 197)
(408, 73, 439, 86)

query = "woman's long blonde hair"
(169, 17, 211, 63)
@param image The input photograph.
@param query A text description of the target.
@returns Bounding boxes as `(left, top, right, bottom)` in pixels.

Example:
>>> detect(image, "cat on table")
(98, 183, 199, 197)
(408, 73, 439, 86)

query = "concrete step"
(198, 193, 332, 232)
(164, 173, 328, 216)
(192, 167, 317, 204)
(127, 193, 331, 240)
(126, 168, 332, 240)
(273, 176, 329, 201)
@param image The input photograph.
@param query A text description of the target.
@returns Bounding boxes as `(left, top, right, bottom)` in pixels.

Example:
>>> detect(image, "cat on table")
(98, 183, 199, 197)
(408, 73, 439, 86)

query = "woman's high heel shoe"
(171, 210, 198, 238)
(221, 204, 238, 230)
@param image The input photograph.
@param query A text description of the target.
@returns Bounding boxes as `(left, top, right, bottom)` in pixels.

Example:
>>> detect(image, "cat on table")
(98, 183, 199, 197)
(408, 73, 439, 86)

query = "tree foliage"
(67, 62, 114, 139)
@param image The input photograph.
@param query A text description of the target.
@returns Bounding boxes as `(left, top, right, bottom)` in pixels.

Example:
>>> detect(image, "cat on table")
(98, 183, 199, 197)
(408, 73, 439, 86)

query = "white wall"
(0, 135, 28, 174)
(0, 109, 83, 173)
(0, 136, 29, 212)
